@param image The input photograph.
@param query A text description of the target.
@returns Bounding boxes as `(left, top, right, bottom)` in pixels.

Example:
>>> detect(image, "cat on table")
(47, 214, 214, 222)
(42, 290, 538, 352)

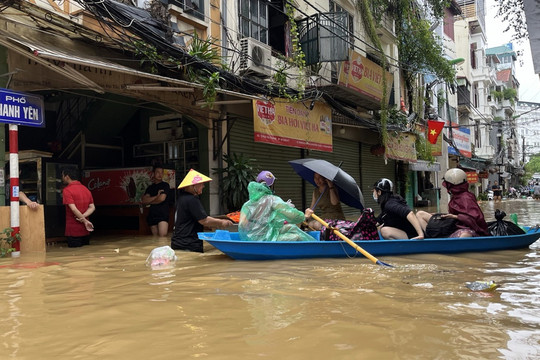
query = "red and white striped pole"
(9, 124, 20, 253)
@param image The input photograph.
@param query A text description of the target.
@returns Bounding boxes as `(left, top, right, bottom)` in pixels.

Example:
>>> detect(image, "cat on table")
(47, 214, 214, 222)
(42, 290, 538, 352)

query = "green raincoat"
(239, 182, 314, 242)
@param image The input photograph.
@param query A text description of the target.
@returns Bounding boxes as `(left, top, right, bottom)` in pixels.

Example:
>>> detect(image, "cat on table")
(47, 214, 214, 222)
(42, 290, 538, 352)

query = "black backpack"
(425, 213, 458, 238)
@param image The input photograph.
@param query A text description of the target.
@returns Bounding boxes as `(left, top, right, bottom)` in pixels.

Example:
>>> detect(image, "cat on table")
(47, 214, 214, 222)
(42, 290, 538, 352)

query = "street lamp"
(449, 58, 465, 66)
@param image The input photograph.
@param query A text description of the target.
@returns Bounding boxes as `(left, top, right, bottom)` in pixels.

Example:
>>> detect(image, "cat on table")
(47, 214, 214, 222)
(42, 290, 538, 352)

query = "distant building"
(516, 101, 540, 163)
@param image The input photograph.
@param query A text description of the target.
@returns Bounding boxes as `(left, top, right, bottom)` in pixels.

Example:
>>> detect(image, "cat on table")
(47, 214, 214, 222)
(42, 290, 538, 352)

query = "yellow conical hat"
(178, 169, 212, 189)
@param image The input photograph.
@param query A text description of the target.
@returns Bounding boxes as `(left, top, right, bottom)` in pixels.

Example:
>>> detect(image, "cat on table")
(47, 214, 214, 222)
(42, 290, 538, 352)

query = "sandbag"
(425, 213, 458, 238)
(487, 209, 525, 236)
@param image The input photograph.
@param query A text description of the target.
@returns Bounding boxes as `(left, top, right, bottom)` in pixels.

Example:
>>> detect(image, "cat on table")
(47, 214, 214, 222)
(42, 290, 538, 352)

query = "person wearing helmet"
(416, 168, 489, 237)
(372, 178, 424, 240)
(171, 169, 233, 252)
(256, 170, 276, 189)
(238, 173, 315, 242)
(304, 172, 345, 230)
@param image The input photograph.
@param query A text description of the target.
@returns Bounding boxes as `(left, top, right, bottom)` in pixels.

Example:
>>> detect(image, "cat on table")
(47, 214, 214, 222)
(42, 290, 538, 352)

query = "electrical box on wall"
(149, 115, 183, 142)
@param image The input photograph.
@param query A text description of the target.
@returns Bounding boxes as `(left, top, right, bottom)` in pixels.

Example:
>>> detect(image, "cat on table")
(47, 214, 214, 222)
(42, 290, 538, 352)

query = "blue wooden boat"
(198, 228, 540, 260)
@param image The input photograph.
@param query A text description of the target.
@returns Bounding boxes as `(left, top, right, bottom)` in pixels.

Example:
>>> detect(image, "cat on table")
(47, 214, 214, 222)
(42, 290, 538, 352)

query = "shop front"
(227, 99, 401, 220)
(0, 14, 253, 238)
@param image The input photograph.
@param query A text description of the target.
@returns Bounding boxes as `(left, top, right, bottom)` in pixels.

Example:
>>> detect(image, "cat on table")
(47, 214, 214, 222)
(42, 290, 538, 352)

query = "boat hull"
(198, 228, 540, 260)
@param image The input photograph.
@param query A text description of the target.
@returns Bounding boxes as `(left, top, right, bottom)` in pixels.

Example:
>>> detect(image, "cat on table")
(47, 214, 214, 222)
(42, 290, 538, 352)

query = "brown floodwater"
(1, 199, 539, 359)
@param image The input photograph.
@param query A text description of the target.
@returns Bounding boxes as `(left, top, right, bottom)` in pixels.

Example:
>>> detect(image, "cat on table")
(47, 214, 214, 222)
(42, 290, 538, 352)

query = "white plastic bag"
(146, 246, 177, 269)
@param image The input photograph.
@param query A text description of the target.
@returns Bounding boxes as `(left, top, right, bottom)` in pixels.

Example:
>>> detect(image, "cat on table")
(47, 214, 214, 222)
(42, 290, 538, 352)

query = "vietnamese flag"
(427, 120, 445, 144)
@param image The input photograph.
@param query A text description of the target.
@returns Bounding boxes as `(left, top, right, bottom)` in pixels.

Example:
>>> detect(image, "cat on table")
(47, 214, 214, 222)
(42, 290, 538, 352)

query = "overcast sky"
(485, 0, 540, 103)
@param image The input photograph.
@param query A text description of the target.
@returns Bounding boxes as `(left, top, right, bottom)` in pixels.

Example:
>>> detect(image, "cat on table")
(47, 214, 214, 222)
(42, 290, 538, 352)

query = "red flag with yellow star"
(427, 120, 445, 144)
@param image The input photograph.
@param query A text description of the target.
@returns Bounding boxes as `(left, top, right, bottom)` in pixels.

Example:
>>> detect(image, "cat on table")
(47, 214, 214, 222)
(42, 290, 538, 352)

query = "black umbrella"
(289, 158, 364, 209)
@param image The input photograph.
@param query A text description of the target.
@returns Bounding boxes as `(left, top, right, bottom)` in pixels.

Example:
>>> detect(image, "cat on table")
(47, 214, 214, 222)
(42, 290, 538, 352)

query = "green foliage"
(524, 153, 540, 181)
(212, 153, 258, 211)
(375, 108, 408, 127)
(415, 134, 436, 162)
(491, 90, 503, 102)
(477, 192, 488, 201)
(1, 227, 21, 257)
(187, 34, 225, 108)
(495, 0, 528, 41)
(357, 0, 389, 149)
(503, 88, 517, 100)
(133, 40, 160, 74)
(270, 3, 306, 101)
(437, 89, 446, 106)
(357, 0, 454, 151)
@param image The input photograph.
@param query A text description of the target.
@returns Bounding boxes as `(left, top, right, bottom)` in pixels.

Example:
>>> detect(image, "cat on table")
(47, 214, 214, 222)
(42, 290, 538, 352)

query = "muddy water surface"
(0, 199, 539, 359)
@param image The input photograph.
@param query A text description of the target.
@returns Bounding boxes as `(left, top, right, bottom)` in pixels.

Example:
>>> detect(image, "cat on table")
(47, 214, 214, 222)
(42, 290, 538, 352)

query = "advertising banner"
(386, 133, 417, 162)
(466, 171, 479, 183)
(82, 167, 175, 206)
(338, 50, 394, 103)
(253, 99, 333, 152)
(447, 123, 472, 158)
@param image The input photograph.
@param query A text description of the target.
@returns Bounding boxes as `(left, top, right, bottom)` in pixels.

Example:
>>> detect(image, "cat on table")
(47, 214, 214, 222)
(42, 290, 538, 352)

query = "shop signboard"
(253, 99, 333, 152)
(386, 133, 417, 162)
(466, 171, 479, 183)
(338, 50, 394, 103)
(447, 123, 472, 158)
(0, 88, 45, 127)
(82, 167, 175, 206)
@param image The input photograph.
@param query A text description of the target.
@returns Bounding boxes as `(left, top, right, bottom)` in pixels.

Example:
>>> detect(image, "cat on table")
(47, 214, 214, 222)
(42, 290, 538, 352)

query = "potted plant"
(1, 227, 21, 258)
(212, 153, 257, 212)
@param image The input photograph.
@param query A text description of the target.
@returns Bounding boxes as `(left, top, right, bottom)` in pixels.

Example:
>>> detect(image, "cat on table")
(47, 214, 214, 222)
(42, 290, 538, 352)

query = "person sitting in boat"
(304, 172, 346, 231)
(416, 168, 489, 238)
(373, 178, 424, 240)
(239, 171, 314, 242)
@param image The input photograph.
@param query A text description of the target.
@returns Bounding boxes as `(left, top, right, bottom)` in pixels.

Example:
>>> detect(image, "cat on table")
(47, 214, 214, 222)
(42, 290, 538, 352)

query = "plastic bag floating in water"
(465, 281, 499, 292)
(146, 246, 177, 269)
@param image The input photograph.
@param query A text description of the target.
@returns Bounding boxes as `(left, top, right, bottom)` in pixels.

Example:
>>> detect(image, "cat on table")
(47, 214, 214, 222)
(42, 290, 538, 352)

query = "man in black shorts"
(492, 181, 502, 202)
(141, 165, 170, 236)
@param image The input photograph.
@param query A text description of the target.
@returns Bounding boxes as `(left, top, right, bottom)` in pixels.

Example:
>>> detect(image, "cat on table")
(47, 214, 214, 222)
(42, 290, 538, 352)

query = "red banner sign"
(81, 167, 175, 206)
(466, 171, 478, 183)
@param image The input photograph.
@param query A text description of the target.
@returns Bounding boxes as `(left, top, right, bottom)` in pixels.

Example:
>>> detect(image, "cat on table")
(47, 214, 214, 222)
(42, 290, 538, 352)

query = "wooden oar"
(310, 214, 393, 267)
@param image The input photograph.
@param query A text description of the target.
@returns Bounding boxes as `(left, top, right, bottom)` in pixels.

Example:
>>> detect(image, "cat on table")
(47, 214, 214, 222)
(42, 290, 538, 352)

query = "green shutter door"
(360, 143, 396, 211)
(228, 116, 304, 207)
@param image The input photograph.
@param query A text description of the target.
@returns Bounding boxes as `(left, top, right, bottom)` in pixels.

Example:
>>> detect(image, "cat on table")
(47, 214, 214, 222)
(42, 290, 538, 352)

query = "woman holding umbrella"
(304, 172, 345, 230)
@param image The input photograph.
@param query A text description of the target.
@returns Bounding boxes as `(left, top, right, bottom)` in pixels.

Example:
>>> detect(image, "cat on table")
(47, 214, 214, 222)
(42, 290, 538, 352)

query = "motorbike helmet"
(256, 170, 276, 187)
(443, 168, 467, 185)
(373, 178, 393, 192)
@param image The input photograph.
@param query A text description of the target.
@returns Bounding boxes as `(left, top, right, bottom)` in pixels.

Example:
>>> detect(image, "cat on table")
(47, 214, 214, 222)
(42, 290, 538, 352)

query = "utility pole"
(522, 135, 526, 164)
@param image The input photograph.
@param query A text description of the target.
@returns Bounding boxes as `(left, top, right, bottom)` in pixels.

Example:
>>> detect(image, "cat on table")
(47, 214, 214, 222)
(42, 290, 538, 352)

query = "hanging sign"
(0, 89, 45, 127)
(447, 123, 471, 158)
(386, 133, 417, 162)
(466, 171, 479, 183)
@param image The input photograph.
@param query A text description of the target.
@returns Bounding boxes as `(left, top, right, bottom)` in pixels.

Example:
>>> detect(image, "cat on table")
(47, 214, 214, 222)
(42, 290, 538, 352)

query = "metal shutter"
(228, 116, 304, 207)
(360, 143, 396, 211)
(303, 137, 361, 219)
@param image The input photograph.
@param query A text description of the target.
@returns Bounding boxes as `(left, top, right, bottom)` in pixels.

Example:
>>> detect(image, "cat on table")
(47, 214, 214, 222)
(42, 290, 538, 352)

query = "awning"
(409, 160, 441, 172)
(459, 158, 487, 171)
(0, 30, 260, 101)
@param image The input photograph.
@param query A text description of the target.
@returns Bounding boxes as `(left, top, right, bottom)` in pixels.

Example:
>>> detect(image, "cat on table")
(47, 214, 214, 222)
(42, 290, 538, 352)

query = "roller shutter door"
(360, 143, 396, 211)
(228, 116, 304, 207)
(305, 138, 361, 219)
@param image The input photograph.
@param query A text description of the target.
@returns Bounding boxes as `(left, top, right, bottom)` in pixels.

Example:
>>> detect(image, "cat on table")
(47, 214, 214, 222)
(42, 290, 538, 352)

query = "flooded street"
(1, 199, 539, 359)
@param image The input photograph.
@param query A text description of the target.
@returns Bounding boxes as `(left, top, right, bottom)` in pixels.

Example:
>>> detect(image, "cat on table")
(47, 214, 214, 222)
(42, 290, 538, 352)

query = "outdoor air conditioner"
(239, 37, 272, 77)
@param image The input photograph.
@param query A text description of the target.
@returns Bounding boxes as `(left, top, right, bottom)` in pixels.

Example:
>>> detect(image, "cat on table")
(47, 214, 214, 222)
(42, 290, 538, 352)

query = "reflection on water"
(0, 199, 538, 359)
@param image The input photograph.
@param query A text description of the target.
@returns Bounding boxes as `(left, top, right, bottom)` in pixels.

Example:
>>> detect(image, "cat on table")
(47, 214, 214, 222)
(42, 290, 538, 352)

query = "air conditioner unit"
(239, 37, 272, 77)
